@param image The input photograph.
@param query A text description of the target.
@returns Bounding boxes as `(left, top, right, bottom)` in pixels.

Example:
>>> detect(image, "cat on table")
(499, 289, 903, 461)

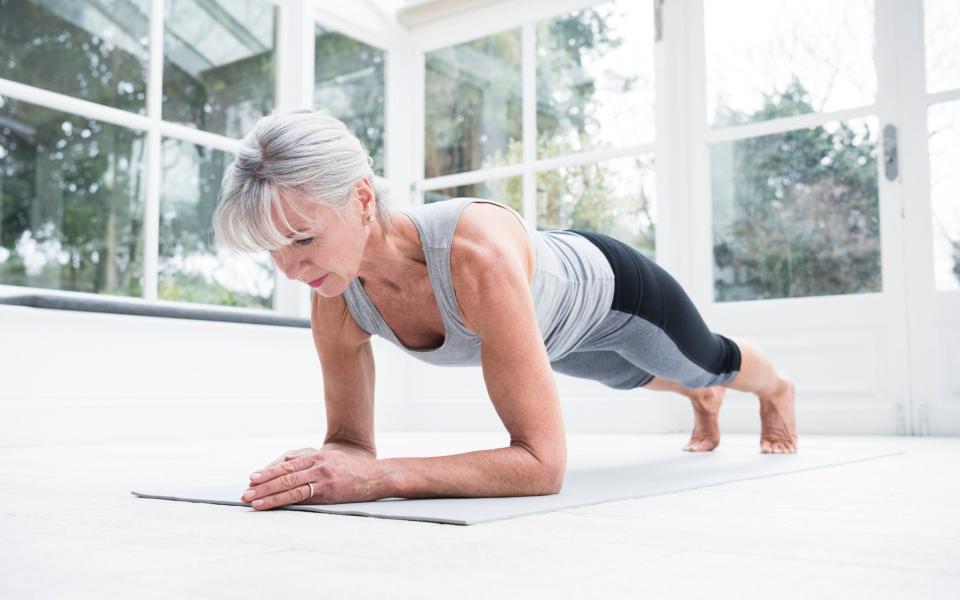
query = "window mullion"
(686, 0, 712, 306)
(272, 0, 315, 317)
(522, 22, 537, 226)
(143, 0, 165, 301)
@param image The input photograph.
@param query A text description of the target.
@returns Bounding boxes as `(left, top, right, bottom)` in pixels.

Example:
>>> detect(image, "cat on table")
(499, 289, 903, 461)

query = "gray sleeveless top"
(342, 197, 615, 366)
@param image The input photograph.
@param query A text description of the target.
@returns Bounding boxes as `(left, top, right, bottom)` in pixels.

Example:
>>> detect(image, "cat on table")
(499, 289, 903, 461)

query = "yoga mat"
(132, 446, 902, 525)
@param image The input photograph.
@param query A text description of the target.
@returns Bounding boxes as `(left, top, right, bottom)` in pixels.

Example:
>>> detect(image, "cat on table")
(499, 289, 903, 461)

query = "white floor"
(1, 432, 958, 599)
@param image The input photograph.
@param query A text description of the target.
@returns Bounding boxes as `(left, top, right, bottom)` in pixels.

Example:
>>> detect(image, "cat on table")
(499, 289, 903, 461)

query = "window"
(1, 1, 386, 312)
(536, 3, 654, 157)
(924, 0, 960, 95)
(537, 155, 655, 258)
(705, 0, 882, 302)
(420, 0, 656, 255)
(425, 29, 522, 178)
(711, 119, 880, 301)
(159, 138, 274, 307)
(315, 26, 386, 175)
(162, 0, 277, 138)
(0, 0, 150, 114)
(425, 177, 522, 212)
(0, 98, 146, 296)
(924, 0, 960, 290)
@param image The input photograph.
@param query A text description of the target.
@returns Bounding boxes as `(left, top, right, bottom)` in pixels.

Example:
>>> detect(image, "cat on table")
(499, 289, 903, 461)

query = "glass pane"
(425, 30, 522, 177)
(423, 177, 522, 214)
(162, 0, 277, 138)
(0, 97, 146, 295)
(159, 138, 274, 308)
(537, 0, 654, 157)
(0, 0, 150, 114)
(928, 101, 960, 290)
(924, 0, 960, 94)
(712, 118, 881, 302)
(537, 155, 656, 258)
(705, 0, 875, 128)
(314, 26, 386, 175)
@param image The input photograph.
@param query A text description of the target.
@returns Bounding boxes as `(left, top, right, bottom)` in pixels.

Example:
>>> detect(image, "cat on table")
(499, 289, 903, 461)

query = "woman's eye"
(293, 237, 314, 246)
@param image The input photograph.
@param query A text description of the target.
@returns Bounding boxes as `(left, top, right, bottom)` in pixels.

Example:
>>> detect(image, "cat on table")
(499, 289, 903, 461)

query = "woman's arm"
(311, 291, 378, 458)
(244, 217, 565, 509)
(376, 232, 567, 498)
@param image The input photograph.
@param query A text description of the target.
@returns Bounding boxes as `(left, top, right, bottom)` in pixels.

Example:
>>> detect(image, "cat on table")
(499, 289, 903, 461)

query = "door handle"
(883, 124, 898, 181)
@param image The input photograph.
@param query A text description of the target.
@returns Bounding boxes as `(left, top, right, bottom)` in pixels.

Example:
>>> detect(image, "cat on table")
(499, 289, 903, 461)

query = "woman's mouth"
(308, 275, 328, 288)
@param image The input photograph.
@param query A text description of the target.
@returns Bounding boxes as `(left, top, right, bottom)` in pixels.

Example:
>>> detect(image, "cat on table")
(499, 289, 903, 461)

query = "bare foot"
(684, 386, 725, 452)
(759, 378, 798, 453)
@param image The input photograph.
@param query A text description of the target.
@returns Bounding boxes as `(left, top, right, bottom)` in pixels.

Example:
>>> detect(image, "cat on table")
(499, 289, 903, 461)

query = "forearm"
(377, 445, 563, 499)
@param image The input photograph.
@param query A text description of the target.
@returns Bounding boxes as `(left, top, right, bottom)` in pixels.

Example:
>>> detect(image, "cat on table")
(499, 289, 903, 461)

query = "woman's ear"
(353, 178, 376, 219)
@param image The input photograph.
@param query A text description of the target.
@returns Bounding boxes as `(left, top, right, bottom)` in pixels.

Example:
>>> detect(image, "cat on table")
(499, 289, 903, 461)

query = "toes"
(762, 438, 802, 454)
(764, 441, 797, 454)
(684, 438, 719, 452)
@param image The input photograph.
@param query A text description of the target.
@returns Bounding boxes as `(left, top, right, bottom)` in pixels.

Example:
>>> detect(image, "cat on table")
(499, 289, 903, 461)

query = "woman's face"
(268, 181, 373, 297)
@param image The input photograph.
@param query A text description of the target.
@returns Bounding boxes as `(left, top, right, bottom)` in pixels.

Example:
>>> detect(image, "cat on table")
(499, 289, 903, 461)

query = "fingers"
(242, 453, 322, 510)
(254, 451, 319, 484)
(266, 447, 313, 469)
(242, 479, 314, 510)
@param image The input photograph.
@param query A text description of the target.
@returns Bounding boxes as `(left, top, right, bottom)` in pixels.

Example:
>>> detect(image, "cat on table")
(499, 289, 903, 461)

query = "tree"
(422, 3, 656, 257)
(0, 1, 275, 308)
(712, 78, 881, 301)
(535, 4, 655, 256)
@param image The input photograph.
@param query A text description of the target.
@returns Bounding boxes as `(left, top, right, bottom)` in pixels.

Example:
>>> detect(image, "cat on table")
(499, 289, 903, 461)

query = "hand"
(239, 448, 381, 510)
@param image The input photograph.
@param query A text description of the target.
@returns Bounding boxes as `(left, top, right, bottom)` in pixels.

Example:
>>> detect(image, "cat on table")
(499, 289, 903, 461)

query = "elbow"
(538, 450, 567, 495)
(512, 438, 566, 495)
(541, 467, 565, 495)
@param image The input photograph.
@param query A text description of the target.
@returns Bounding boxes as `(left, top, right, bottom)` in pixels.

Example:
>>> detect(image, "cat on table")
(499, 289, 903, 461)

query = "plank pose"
(213, 108, 798, 511)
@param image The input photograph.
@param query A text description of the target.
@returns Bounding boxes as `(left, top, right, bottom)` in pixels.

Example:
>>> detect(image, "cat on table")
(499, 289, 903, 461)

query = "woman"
(214, 108, 797, 512)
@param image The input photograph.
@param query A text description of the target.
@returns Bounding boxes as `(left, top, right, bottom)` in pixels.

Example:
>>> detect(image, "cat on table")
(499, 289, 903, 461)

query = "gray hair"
(212, 107, 396, 253)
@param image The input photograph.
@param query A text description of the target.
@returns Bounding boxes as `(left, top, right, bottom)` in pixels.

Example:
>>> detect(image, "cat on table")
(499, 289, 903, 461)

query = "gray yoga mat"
(131, 445, 902, 525)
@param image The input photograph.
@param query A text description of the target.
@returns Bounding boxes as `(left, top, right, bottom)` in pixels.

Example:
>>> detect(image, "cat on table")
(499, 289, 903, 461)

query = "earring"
(367, 215, 375, 222)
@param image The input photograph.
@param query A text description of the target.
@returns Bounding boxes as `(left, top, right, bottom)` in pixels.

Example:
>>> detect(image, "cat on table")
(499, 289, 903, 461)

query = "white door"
(676, 0, 924, 434)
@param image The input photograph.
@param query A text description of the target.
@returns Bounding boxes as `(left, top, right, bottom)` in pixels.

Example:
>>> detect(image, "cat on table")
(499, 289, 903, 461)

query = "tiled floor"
(1, 432, 957, 599)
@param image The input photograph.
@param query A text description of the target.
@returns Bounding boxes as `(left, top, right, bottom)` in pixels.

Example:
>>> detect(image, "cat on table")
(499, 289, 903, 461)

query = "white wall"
(0, 304, 704, 447)
(0, 305, 411, 447)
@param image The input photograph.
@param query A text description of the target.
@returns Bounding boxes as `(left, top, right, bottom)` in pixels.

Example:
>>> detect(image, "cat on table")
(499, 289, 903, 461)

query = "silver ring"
(306, 482, 314, 500)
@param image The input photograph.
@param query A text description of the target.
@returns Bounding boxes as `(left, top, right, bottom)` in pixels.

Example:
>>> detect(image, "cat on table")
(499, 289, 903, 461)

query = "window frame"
(0, 0, 400, 321)
(411, 0, 661, 250)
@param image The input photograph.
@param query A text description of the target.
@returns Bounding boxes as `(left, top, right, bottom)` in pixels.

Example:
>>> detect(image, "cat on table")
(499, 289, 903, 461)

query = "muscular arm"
(376, 234, 566, 498)
(312, 291, 378, 459)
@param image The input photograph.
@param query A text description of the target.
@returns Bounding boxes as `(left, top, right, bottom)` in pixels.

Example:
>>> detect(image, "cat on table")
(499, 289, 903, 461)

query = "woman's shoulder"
(311, 288, 372, 350)
(448, 201, 537, 334)
(454, 201, 534, 287)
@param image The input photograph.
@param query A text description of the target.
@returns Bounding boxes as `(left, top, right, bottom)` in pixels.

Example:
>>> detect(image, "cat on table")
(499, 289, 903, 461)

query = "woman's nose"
(272, 249, 305, 281)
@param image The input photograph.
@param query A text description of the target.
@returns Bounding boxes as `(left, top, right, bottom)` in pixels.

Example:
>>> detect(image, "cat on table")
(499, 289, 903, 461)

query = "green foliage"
(0, 0, 149, 113)
(534, 5, 655, 257)
(712, 78, 882, 301)
(0, 3, 274, 306)
(314, 28, 386, 174)
(537, 154, 655, 258)
(536, 4, 622, 154)
(159, 272, 271, 309)
(424, 5, 655, 256)
(0, 101, 145, 296)
(424, 29, 523, 177)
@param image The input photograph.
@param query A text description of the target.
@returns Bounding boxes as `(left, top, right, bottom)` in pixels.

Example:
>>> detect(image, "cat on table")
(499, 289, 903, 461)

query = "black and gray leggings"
(550, 230, 742, 390)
